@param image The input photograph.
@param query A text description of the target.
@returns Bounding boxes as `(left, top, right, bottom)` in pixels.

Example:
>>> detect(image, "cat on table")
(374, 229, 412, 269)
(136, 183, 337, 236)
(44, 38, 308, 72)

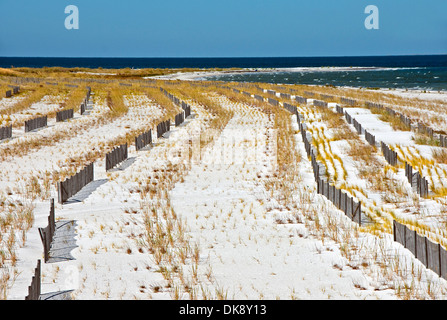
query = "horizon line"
(1, 53, 447, 59)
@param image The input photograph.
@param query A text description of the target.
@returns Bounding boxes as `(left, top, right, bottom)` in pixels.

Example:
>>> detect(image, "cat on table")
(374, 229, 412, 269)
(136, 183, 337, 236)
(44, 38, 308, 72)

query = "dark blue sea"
(1, 55, 446, 91)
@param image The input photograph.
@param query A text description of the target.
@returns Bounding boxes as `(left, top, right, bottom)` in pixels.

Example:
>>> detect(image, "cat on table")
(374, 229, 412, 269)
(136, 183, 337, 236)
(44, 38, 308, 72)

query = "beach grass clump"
(413, 133, 440, 147)
(432, 148, 447, 164)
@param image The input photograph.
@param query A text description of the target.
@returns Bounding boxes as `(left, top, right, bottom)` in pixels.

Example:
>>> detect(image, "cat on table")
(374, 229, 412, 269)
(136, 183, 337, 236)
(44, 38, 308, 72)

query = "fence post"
(441, 247, 447, 280)
(25, 260, 41, 300)
(416, 233, 428, 267)
(427, 239, 441, 276)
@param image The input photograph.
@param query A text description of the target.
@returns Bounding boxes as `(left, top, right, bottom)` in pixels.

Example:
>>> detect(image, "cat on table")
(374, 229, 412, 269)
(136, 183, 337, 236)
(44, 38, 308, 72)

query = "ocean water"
(205, 66, 447, 91)
(1, 55, 446, 91)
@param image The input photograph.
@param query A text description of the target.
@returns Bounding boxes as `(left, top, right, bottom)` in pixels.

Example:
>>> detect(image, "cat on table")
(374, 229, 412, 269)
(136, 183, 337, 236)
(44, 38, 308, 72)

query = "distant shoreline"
(148, 66, 403, 81)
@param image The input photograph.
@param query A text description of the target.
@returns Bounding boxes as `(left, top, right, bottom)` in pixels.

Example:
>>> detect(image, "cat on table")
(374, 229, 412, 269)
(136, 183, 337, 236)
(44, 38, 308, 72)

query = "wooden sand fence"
(135, 129, 152, 151)
(24, 115, 47, 132)
(0, 125, 12, 141)
(295, 96, 307, 104)
(393, 220, 447, 279)
(404, 162, 429, 198)
(56, 108, 74, 122)
(57, 163, 94, 204)
(38, 199, 55, 262)
(25, 260, 41, 300)
(157, 119, 170, 138)
(254, 94, 264, 102)
(267, 98, 279, 106)
(105, 143, 128, 171)
(381, 142, 398, 166)
(340, 97, 357, 106)
(175, 111, 185, 127)
(5, 86, 20, 98)
(80, 87, 91, 115)
(313, 99, 328, 108)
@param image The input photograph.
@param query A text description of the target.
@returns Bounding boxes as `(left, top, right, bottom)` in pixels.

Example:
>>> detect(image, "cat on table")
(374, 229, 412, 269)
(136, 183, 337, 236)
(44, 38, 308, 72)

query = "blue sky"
(0, 0, 446, 57)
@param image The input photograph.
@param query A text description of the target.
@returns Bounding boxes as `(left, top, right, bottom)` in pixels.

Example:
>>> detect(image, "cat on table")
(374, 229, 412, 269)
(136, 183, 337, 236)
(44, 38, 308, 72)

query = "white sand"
(4, 85, 447, 300)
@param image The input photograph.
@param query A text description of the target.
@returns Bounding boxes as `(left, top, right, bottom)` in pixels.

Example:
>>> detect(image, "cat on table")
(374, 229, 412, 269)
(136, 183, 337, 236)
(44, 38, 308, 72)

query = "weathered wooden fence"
(404, 162, 429, 198)
(80, 87, 91, 115)
(80, 102, 86, 115)
(316, 176, 362, 224)
(161, 88, 192, 120)
(393, 220, 447, 279)
(105, 143, 128, 171)
(38, 199, 55, 262)
(267, 98, 279, 106)
(340, 97, 357, 106)
(320, 94, 334, 101)
(295, 96, 307, 104)
(0, 125, 12, 141)
(25, 260, 41, 300)
(175, 111, 185, 127)
(381, 142, 398, 166)
(254, 94, 264, 102)
(157, 120, 170, 138)
(25, 115, 47, 132)
(365, 101, 384, 109)
(344, 111, 353, 124)
(365, 100, 412, 130)
(441, 135, 447, 148)
(335, 105, 344, 114)
(57, 163, 94, 204)
(418, 121, 447, 148)
(56, 108, 74, 122)
(8, 85, 20, 95)
(344, 109, 376, 147)
(313, 99, 328, 108)
(353, 118, 364, 135)
(293, 103, 363, 226)
(280, 92, 291, 99)
(303, 91, 315, 97)
(135, 129, 152, 151)
(283, 102, 298, 117)
(364, 129, 376, 147)
(181, 101, 191, 118)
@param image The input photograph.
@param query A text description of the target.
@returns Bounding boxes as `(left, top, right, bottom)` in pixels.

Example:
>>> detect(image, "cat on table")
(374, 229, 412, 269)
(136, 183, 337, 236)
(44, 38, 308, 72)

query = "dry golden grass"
(413, 133, 440, 146)
(0, 85, 58, 125)
(0, 68, 21, 77)
(432, 148, 447, 164)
